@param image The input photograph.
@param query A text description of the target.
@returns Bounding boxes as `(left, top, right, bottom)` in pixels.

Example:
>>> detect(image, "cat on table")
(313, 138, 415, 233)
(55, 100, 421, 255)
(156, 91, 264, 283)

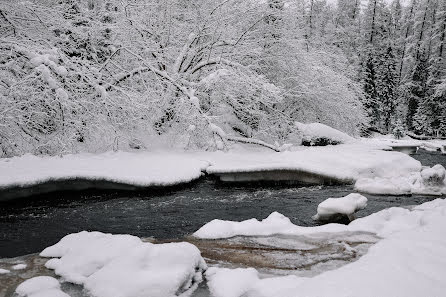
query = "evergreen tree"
(362, 53, 381, 128)
(406, 53, 430, 131)
(377, 46, 398, 132)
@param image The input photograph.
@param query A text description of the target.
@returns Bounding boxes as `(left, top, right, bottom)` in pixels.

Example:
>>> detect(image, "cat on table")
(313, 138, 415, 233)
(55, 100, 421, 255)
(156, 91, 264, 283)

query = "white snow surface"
(194, 198, 445, 239)
(0, 143, 422, 193)
(203, 144, 421, 183)
(0, 268, 10, 274)
(40, 231, 206, 297)
(313, 193, 367, 220)
(15, 276, 69, 297)
(12, 263, 27, 270)
(204, 198, 446, 297)
(355, 164, 446, 195)
(295, 122, 355, 144)
(0, 151, 208, 189)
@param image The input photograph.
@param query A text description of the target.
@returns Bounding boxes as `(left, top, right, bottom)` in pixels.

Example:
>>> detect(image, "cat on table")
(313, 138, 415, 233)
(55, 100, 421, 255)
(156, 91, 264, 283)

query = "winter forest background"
(0, 0, 445, 157)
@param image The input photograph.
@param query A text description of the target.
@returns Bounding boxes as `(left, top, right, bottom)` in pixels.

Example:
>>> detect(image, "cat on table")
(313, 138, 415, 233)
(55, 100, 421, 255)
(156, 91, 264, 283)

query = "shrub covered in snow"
(295, 122, 355, 146)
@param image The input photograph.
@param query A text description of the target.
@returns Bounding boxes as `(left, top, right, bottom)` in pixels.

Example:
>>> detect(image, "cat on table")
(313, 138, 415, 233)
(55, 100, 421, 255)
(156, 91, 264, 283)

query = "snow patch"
(12, 263, 27, 270)
(15, 276, 69, 297)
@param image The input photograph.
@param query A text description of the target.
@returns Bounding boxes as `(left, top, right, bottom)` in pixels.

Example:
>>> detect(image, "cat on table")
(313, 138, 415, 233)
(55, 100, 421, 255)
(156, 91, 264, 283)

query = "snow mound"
(203, 199, 446, 297)
(296, 122, 355, 146)
(313, 193, 367, 221)
(15, 276, 69, 297)
(0, 268, 10, 274)
(355, 164, 446, 196)
(40, 231, 207, 297)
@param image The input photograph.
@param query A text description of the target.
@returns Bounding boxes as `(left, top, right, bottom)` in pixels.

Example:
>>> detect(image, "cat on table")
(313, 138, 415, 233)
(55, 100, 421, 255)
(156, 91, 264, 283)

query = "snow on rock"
(0, 152, 208, 193)
(203, 199, 446, 297)
(15, 276, 69, 297)
(40, 231, 206, 297)
(355, 164, 446, 196)
(313, 193, 367, 221)
(295, 122, 355, 146)
(421, 164, 446, 186)
(12, 263, 27, 270)
(0, 268, 10, 274)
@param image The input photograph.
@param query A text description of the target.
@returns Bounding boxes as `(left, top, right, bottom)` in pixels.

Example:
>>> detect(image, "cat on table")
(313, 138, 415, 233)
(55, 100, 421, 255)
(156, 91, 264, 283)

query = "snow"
(40, 231, 206, 297)
(355, 164, 446, 196)
(313, 193, 367, 221)
(55, 88, 68, 101)
(0, 268, 10, 274)
(206, 267, 260, 297)
(203, 198, 446, 297)
(295, 122, 355, 145)
(194, 198, 446, 239)
(193, 211, 347, 239)
(15, 276, 69, 297)
(12, 263, 27, 270)
(0, 143, 423, 199)
(0, 151, 208, 193)
(204, 143, 421, 183)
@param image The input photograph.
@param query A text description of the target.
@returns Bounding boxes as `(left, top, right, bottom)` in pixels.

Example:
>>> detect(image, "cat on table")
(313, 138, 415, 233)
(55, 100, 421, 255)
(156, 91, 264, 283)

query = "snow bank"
(194, 198, 445, 239)
(355, 164, 446, 195)
(0, 142, 422, 199)
(0, 151, 208, 191)
(193, 212, 347, 239)
(204, 143, 421, 183)
(204, 198, 446, 297)
(295, 122, 355, 145)
(313, 193, 367, 221)
(0, 268, 10, 274)
(40, 231, 206, 297)
(15, 276, 69, 297)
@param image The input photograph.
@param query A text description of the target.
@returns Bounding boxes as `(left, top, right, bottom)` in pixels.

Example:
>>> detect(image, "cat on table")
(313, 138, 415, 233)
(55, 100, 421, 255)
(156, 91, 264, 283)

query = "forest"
(0, 0, 445, 157)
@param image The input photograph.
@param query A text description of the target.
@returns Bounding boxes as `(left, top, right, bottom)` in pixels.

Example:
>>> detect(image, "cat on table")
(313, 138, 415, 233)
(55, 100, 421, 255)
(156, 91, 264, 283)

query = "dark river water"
(0, 149, 445, 258)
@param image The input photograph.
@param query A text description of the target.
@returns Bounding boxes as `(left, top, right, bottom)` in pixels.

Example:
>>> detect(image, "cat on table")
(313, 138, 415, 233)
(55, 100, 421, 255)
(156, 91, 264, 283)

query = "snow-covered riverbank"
(0, 142, 423, 200)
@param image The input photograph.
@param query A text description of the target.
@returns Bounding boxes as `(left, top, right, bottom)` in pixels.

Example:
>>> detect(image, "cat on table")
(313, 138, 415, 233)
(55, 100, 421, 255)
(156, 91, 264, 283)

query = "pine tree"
(362, 53, 381, 128)
(406, 53, 430, 131)
(377, 46, 398, 132)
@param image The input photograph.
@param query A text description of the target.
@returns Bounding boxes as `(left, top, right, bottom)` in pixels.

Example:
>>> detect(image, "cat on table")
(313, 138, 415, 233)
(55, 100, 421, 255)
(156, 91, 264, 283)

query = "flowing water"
(0, 149, 445, 296)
